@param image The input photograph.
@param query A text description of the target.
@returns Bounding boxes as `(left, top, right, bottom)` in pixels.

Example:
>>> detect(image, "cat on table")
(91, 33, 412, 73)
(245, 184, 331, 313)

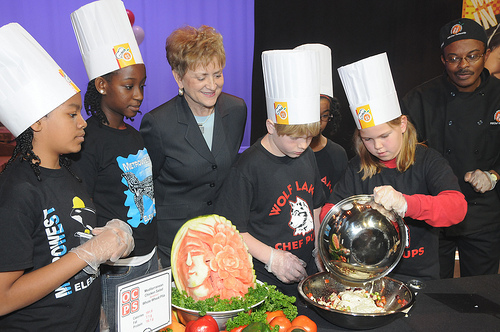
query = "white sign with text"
(117, 268, 172, 332)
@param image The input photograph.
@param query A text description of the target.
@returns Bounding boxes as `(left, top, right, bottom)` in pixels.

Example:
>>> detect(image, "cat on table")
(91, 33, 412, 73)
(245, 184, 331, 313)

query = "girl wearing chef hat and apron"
(295, 43, 348, 201)
(70, 1, 157, 331)
(0, 23, 134, 331)
(320, 53, 467, 283)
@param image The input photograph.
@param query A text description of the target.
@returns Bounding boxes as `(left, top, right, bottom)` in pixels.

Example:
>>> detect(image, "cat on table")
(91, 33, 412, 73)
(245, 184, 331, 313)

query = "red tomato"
(291, 315, 317, 332)
(185, 315, 219, 332)
(269, 316, 292, 332)
(265, 310, 285, 323)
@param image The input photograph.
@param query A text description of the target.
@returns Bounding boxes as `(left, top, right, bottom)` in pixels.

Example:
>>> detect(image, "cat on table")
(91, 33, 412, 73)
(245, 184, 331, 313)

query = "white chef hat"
(71, 0, 143, 80)
(262, 49, 320, 125)
(337, 53, 401, 129)
(294, 43, 333, 98)
(0, 23, 80, 138)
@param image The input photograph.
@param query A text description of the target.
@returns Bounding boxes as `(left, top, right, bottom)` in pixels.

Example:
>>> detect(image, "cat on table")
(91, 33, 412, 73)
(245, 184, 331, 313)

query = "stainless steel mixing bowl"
(298, 272, 415, 330)
(319, 194, 406, 283)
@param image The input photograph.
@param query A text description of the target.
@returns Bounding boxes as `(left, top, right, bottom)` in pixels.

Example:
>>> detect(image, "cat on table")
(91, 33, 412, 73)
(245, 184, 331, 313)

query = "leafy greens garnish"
(171, 282, 298, 331)
(172, 282, 268, 314)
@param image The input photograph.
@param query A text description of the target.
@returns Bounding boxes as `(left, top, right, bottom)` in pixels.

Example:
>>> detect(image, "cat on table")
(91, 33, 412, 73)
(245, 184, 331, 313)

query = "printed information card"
(117, 268, 172, 332)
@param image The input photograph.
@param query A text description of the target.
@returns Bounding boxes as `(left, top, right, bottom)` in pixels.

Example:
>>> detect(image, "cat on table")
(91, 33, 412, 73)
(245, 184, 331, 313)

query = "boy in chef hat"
(0, 23, 134, 331)
(216, 49, 326, 297)
(70, 0, 156, 330)
(295, 43, 347, 201)
(320, 53, 467, 282)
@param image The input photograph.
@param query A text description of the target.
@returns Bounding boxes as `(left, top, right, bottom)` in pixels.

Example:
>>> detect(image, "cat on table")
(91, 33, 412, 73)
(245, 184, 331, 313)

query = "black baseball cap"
(439, 18, 487, 49)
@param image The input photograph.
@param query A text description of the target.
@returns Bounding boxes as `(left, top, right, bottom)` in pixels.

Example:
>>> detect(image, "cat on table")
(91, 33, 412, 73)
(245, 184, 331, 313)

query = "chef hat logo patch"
(494, 110, 500, 123)
(356, 105, 375, 129)
(450, 24, 463, 35)
(274, 102, 289, 125)
(58, 69, 80, 93)
(113, 43, 136, 69)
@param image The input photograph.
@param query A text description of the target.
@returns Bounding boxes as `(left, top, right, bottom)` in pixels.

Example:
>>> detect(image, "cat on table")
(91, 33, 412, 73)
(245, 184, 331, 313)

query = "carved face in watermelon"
(186, 248, 210, 288)
(171, 214, 256, 301)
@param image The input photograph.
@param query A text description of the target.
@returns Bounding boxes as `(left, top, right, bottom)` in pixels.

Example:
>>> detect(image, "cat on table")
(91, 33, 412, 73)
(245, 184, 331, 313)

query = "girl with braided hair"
(70, 1, 157, 330)
(5, 128, 81, 182)
(0, 23, 134, 331)
(5, 128, 41, 180)
(83, 79, 109, 126)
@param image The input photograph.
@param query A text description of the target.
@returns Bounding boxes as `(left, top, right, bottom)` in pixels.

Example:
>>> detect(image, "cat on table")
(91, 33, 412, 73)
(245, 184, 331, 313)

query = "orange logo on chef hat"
(450, 23, 463, 35)
(58, 69, 80, 93)
(274, 102, 289, 125)
(495, 110, 500, 122)
(356, 104, 375, 129)
(113, 43, 136, 69)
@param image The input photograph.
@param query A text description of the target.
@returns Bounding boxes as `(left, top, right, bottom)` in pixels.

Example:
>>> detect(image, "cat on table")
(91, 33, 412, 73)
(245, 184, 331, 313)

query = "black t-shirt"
(215, 138, 325, 294)
(314, 139, 348, 200)
(0, 160, 100, 331)
(72, 116, 157, 257)
(330, 145, 461, 281)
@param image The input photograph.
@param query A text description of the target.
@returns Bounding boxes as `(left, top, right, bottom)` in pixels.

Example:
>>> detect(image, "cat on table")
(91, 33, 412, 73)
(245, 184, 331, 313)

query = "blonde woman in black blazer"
(140, 25, 247, 267)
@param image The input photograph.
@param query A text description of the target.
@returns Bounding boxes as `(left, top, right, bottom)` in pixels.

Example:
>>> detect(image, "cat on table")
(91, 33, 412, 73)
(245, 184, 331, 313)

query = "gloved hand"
(70, 219, 135, 274)
(265, 248, 307, 284)
(373, 185, 407, 218)
(464, 169, 496, 193)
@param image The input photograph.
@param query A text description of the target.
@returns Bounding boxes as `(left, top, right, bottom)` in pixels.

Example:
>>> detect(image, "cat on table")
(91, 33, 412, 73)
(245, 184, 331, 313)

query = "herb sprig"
(225, 284, 297, 331)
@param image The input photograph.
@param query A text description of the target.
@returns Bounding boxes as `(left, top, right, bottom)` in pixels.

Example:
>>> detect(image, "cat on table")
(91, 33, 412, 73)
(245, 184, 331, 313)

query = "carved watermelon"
(171, 214, 256, 301)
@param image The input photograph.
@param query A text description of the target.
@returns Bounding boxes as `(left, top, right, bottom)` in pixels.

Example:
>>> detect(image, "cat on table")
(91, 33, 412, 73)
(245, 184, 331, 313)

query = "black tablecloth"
(296, 274, 500, 331)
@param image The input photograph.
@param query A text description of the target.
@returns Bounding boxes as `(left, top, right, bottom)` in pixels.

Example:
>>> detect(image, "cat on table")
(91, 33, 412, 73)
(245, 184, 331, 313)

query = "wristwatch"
(491, 172, 498, 182)
(485, 171, 498, 190)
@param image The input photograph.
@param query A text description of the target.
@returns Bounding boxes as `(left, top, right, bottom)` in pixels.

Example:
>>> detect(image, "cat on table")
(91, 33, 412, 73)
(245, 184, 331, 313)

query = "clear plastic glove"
(464, 170, 496, 193)
(265, 248, 307, 284)
(373, 185, 407, 218)
(70, 219, 135, 274)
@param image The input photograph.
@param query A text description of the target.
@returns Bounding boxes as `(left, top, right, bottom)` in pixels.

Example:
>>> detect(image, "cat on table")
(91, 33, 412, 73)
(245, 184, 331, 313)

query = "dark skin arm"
(0, 252, 86, 316)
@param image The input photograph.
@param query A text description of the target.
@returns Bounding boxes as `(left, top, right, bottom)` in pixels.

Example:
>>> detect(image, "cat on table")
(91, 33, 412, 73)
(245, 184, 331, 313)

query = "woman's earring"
(178, 88, 184, 96)
(100, 90, 105, 94)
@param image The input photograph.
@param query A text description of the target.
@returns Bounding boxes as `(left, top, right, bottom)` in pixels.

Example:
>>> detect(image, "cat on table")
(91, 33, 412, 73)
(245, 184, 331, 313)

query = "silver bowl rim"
(298, 272, 416, 317)
(171, 297, 266, 316)
(319, 194, 407, 283)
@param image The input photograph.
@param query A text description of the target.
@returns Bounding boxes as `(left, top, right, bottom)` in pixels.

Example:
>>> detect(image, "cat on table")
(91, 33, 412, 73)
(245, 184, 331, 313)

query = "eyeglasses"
(320, 114, 334, 122)
(444, 53, 484, 65)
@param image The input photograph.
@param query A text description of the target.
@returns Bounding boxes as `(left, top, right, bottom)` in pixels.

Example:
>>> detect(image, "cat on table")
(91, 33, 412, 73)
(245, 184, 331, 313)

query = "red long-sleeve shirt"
(320, 157, 467, 226)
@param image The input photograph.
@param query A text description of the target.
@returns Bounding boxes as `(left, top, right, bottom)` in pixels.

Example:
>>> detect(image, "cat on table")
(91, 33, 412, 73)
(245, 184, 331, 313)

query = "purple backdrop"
(0, 0, 254, 149)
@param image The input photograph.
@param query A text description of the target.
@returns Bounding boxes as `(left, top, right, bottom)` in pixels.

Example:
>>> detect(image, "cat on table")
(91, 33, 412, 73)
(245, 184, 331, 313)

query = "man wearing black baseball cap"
(440, 18, 488, 92)
(402, 17, 500, 279)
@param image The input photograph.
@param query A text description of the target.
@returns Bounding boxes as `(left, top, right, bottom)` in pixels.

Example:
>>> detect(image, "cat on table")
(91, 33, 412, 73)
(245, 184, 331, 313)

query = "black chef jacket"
(401, 69, 500, 236)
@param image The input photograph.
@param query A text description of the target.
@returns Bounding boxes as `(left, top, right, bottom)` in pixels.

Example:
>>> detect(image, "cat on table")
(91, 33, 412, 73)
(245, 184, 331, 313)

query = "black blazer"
(140, 92, 247, 265)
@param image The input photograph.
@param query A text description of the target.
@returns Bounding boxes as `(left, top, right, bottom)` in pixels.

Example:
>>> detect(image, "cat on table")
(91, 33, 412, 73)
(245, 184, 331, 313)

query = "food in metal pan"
(306, 287, 387, 313)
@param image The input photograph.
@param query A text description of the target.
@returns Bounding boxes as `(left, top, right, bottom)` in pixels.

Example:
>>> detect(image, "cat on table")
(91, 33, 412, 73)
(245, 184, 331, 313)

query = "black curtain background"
(251, 0, 462, 158)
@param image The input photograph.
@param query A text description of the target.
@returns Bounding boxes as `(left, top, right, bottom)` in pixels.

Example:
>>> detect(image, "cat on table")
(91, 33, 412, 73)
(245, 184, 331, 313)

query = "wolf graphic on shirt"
(288, 196, 314, 236)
